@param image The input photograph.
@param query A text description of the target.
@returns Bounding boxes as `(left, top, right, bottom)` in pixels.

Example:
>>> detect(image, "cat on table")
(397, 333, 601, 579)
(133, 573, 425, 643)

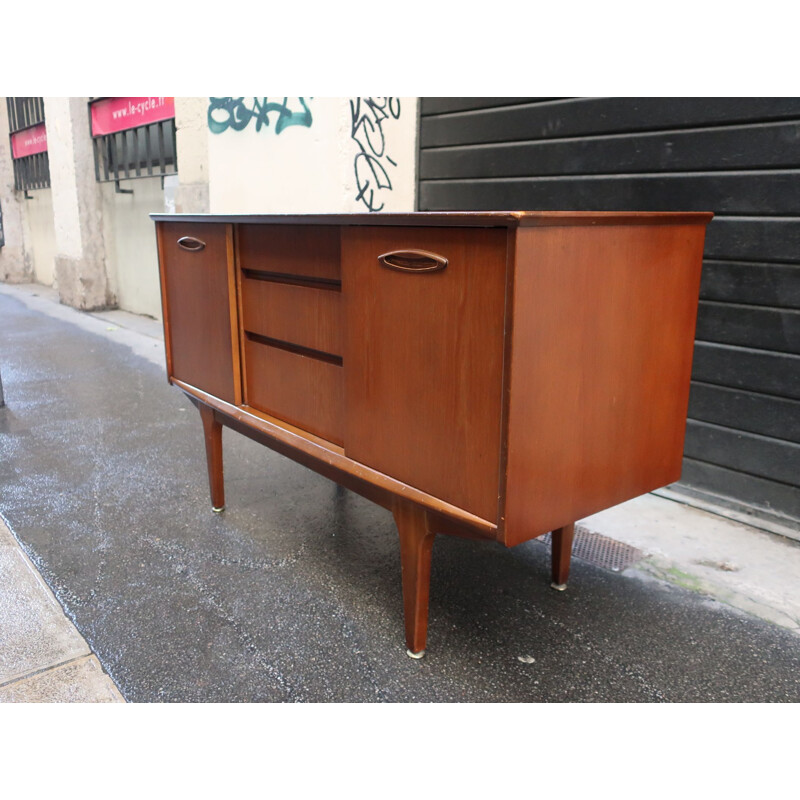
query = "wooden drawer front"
(240, 277, 342, 357)
(237, 224, 341, 282)
(243, 339, 344, 445)
(342, 225, 508, 522)
(157, 222, 238, 404)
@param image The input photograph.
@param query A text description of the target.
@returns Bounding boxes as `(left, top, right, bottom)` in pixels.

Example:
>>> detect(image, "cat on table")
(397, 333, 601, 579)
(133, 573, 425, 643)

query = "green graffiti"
(208, 97, 313, 135)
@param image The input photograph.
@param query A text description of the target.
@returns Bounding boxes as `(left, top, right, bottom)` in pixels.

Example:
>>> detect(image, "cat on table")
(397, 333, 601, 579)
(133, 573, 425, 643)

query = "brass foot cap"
(551, 582, 567, 591)
(212, 505, 226, 513)
(406, 649, 426, 659)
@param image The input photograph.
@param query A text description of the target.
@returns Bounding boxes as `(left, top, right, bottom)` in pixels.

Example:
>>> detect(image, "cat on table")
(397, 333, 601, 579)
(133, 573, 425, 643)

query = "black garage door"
(418, 98, 800, 532)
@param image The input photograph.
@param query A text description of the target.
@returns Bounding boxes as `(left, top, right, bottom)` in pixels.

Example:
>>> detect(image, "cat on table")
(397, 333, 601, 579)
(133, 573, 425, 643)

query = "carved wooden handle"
(177, 236, 206, 252)
(378, 250, 448, 273)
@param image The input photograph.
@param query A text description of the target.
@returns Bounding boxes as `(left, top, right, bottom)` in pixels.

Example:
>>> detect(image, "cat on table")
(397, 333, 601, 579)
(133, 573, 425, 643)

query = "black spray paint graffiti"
(208, 97, 313, 135)
(350, 97, 401, 212)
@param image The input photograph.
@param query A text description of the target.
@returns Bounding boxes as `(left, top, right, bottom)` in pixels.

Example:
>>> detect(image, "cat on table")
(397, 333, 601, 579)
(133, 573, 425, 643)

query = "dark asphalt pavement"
(1, 291, 799, 702)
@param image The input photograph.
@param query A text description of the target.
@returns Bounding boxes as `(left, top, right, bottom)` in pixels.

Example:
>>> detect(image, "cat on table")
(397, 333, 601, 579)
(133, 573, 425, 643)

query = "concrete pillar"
(45, 97, 114, 310)
(174, 98, 209, 213)
(0, 101, 33, 283)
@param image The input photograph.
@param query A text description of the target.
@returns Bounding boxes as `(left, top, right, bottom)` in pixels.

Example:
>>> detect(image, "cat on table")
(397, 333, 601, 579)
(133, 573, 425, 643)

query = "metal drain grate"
(541, 528, 644, 572)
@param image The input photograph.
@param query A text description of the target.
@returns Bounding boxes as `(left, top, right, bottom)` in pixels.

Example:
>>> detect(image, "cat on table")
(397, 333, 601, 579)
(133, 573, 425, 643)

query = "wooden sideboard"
(153, 211, 712, 657)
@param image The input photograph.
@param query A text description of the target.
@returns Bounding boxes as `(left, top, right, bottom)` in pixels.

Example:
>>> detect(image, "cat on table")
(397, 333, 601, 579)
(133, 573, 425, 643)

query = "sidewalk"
(0, 514, 123, 702)
(0, 284, 141, 703)
(1, 281, 798, 702)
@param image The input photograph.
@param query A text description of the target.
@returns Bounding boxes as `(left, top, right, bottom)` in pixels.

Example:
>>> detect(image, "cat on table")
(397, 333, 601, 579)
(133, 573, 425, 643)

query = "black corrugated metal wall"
(418, 98, 800, 531)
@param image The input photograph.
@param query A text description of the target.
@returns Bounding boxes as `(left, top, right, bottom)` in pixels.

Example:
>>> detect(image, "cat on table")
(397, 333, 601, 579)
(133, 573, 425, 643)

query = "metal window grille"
(89, 98, 177, 186)
(6, 97, 51, 192)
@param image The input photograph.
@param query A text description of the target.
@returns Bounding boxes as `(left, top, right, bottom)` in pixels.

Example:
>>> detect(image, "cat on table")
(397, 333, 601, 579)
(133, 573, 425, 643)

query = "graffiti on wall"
(350, 97, 401, 212)
(208, 97, 313, 135)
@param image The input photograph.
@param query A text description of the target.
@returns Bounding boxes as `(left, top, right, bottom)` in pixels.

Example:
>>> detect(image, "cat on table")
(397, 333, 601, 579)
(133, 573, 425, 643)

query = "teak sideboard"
(153, 211, 712, 657)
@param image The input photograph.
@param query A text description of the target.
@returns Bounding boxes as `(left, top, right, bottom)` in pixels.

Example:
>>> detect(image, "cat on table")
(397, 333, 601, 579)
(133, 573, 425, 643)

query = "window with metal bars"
(89, 97, 177, 188)
(6, 97, 51, 193)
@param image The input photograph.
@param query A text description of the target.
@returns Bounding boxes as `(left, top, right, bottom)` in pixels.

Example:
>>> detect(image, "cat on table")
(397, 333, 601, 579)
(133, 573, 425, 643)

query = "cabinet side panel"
(504, 224, 707, 545)
(157, 221, 237, 404)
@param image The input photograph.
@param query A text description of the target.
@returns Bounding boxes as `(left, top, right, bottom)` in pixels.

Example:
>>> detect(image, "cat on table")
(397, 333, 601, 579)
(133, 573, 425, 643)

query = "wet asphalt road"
(1, 292, 799, 702)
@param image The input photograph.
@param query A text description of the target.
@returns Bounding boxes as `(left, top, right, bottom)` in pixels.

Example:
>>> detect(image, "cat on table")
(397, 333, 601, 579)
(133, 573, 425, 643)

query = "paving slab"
(0, 519, 90, 685)
(580, 494, 800, 633)
(0, 655, 124, 703)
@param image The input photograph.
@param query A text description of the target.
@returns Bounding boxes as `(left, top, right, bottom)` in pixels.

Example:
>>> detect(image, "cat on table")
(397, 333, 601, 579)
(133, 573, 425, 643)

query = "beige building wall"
(45, 96, 112, 310)
(3, 96, 420, 316)
(0, 98, 57, 287)
(101, 178, 165, 320)
(174, 98, 209, 213)
(206, 97, 418, 214)
(0, 101, 33, 283)
(24, 189, 57, 286)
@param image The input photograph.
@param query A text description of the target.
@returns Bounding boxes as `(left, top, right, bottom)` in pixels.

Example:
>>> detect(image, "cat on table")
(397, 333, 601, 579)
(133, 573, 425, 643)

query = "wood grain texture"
(503, 223, 708, 545)
(342, 225, 508, 523)
(243, 339, 344, 446)
(551, 524, 575, 587)
(237, 224, 341, 281)
(240, 277, 342, 356)
(225, 226, 243, 406)
(157, 221, 237, 404)
(393, 501, 437, 655)
(199, 402, 225, 510)
(156, 225, 174, 380)
(157, 214, 716, 652)
(173, 379, 498, 538)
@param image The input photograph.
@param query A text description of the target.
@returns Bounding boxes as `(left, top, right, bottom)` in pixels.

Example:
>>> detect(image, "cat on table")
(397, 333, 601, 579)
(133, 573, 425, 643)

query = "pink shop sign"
(91, 97, 175, 136)
(11, 123, 47, 159)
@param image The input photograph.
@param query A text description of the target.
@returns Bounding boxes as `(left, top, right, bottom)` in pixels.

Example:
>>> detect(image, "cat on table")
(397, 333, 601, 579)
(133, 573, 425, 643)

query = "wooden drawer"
(156, 221, 239, 404)
(243, 338, 344, 445)
(240, 276, 342, 357)
(237, 224, 340, 282)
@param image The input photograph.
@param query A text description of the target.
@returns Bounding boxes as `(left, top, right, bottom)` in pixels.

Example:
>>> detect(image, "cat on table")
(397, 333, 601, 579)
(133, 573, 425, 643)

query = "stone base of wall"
(55, 255, 115, 311)
(0, 248, 33, 283)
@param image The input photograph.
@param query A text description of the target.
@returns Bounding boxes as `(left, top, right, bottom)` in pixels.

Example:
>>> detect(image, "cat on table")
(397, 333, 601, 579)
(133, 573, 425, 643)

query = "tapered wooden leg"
(393, 501, 436, 658)
(551, 523, 575, 590)
(198, 403, 225, 512)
